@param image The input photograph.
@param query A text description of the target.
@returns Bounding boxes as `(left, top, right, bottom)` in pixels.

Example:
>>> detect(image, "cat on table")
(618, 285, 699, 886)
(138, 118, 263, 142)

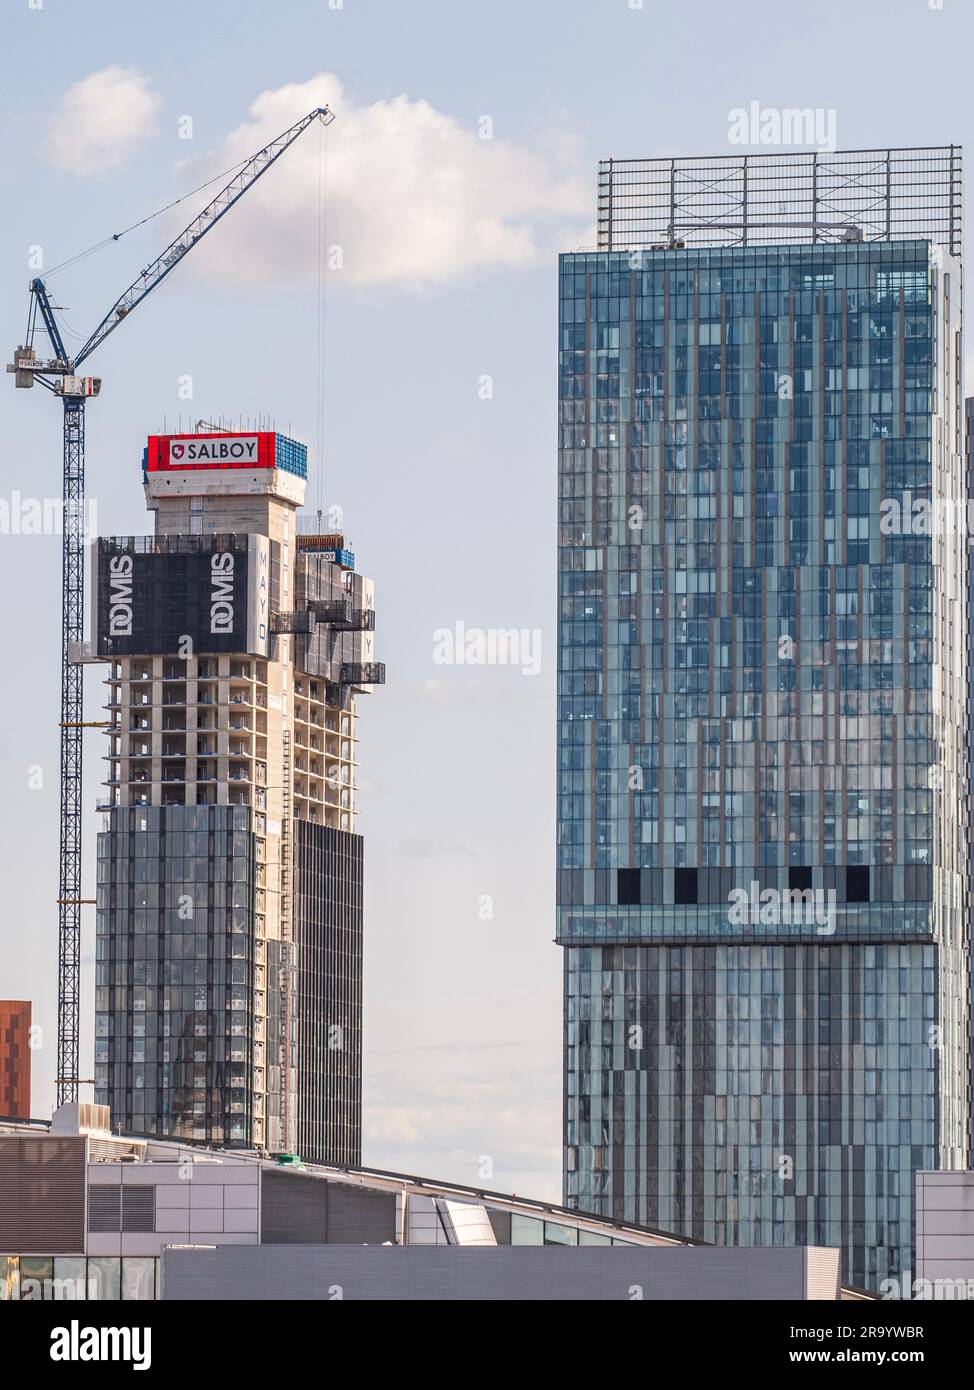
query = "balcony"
(271, 610, 314, 635)
(308, 597, 351, 626)
(340, 662, 386, 686)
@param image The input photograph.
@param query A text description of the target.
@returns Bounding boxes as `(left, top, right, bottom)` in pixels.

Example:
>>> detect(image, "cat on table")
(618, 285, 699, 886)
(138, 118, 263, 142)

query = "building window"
(674, 868, 698, 905)
(88, 1257, 122, 1300)
(617, 869, 640, 906)
(543, 1220, 578, 1246)
(510, 1214, 543, 1245)
(846, 866, 870, 903)
(789, 866, 813, 891)
(0, 1256, 156, 1301)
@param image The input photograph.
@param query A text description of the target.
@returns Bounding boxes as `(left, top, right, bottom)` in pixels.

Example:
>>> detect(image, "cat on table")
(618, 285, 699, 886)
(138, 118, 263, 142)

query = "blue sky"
(0, 0, 971, 1197)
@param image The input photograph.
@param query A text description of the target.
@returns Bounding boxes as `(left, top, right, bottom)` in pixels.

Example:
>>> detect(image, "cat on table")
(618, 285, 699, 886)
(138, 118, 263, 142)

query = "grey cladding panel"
(326, 1185, 396, 1244)
(162, 1243, 821, 1301)
(261, 1169, 327, 1244)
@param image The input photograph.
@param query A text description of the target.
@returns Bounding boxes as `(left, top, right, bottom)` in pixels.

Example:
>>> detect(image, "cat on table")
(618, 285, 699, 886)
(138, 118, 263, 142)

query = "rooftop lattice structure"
(597, 146, 962, 254)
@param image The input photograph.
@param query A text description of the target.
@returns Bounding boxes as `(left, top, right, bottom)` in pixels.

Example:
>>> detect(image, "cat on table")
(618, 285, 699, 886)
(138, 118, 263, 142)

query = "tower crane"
(8, 105, 335, 1109)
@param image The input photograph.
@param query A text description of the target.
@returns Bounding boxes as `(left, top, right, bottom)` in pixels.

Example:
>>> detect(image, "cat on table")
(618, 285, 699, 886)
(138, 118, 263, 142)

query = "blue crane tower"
(7, 105, 335, 1109)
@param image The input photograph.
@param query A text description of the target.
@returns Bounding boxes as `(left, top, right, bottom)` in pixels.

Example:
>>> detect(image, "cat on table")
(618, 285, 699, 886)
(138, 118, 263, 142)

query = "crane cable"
(315, 118, 329, 525)
(36, 152, 256, 357)
(42, 154, 254, 279)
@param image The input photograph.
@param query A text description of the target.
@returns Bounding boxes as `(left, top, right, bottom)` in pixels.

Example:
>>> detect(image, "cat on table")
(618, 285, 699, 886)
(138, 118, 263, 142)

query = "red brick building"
(0, 1001, 31, 1118)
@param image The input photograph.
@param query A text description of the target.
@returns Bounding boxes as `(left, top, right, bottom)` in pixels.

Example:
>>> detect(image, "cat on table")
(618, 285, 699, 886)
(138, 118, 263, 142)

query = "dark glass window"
(617, 869, 641, 906)
(846, 866, 870, 903)
(789, 866, 813, 891)
(674, 868, 698, 905)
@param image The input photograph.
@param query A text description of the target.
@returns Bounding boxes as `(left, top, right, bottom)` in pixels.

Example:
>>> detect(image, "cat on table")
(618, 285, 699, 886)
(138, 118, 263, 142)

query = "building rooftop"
(0, 1107, 875, 1297)
(596, 145, 961, 254)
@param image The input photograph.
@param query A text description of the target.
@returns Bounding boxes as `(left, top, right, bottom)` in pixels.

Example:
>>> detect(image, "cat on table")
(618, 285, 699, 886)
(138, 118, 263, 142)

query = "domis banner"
(92, 535, 275, 657)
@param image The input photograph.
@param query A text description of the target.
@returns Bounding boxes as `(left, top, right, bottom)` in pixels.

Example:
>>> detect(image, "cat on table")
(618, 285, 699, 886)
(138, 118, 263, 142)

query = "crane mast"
(8, 105, 334, 1108)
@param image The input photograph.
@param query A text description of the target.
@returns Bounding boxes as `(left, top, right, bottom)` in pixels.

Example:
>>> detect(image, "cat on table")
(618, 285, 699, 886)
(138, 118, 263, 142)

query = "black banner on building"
(92, 536, 268, 657)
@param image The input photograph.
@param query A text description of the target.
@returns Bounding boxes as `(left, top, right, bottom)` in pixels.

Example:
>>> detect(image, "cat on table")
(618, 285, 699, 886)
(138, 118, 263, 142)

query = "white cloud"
(181, 74, 591, 290)
(46, 66, 160, 175)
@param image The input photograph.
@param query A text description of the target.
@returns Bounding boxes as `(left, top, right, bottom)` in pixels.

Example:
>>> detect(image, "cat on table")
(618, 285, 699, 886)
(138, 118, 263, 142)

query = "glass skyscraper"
(557, 149, 968, 1289)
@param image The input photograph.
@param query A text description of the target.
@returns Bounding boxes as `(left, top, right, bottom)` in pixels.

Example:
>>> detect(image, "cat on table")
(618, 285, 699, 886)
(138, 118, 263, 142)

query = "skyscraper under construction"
(92, 429, 384, 1163)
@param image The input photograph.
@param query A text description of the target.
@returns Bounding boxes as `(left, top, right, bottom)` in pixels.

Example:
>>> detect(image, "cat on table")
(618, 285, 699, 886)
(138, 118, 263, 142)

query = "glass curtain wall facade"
(293, 821, 364, 1166)
(96, 805, 263, 1145)
(558, 239, 968, 1290)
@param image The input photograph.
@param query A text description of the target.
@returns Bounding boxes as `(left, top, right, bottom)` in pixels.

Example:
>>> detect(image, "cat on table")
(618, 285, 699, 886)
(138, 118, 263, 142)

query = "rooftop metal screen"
(597, 147, 962, 254)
